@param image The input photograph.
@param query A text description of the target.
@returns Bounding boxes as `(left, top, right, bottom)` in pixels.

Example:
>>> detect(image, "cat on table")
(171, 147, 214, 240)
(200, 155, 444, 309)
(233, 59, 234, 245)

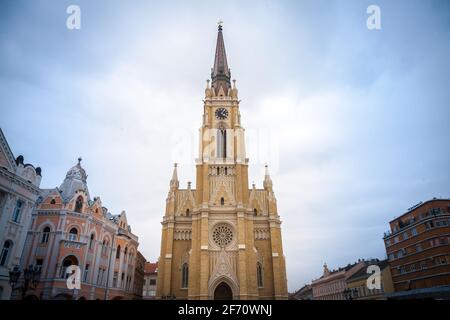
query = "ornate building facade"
(156, 25, 288, 300)
(19, 159, 141, 300)
(0, 128, 42, 300)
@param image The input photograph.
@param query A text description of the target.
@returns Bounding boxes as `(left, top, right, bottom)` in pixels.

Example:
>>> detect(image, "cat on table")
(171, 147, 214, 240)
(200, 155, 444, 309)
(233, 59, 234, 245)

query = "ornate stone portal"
(156, 25, 288, 300)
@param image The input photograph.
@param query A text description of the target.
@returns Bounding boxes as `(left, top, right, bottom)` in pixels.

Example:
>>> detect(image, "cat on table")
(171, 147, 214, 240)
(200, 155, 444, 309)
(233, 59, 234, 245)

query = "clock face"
(215, 108, 229, 120)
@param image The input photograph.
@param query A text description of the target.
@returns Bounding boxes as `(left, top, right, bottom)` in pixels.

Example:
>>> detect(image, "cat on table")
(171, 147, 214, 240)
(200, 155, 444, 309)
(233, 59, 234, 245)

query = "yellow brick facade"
(156, 25, 288, 300)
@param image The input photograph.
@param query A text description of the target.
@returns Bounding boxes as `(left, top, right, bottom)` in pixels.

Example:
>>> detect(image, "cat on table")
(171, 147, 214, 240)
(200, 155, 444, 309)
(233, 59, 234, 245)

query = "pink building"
(19, 159, 140, 300)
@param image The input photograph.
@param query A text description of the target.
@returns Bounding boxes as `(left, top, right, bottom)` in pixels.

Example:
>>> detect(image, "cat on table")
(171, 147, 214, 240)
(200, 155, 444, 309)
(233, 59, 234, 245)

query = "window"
(388, 253, 395, 261)
(74, 196, 83, 213)
(397, 250, 403, 258)
(220, 197, 225, 206)
(0, 241, 12, 266)
(36, 259, 43, 273)
(97, 268, 102, 285)
(102, 240, 108, 256)
(386, 239, 391, 246)
(217, 128, 227, 158)
(60, 255, 78, 279)
(116, 245, 121, 259)
(181, 263, 189, 288)
(411, 228, 418, 236)
(416, 244, 422, 252)
(150, 279, 156, 286)
(254, 208, 258, 216)
(257, 263, 264, 288)
(113, 272, 118, 288)
(50, 199, 56, 205)
(89, 234, 95, 250)
(41, 226, 50, 243)
(394, 236, 399, 244)
(68, 228, 78, 241)
(403, 232, 408, 240)
(84, 264, 90, 282)
(11, 200, 23, 223)
(186, 209, 190, 216)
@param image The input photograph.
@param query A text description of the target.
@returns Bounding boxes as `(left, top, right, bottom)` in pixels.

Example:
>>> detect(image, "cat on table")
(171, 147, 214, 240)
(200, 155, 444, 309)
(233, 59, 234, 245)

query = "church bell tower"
(156, 24, 288, 300)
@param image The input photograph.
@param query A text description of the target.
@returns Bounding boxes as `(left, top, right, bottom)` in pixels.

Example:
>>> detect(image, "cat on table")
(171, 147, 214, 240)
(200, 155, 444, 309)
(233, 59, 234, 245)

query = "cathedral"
(156, 25, 288, 300)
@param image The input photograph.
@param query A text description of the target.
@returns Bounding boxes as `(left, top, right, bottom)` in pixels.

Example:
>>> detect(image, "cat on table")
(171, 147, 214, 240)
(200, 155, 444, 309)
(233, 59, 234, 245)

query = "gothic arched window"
(74, 196, 83, 213)
(181, 263, 189, 289)
(41, 226, 51, 243)
(220, 197, 225, 206)
(257, 262, 263, 288)
(186, 209, 190, 216)
(217, 128, 227, 158)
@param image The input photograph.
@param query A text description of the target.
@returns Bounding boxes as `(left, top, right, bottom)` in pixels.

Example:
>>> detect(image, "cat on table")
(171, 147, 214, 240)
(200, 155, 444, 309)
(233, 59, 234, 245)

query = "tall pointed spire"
(263, 164, 273, 191)
(170, 163, 179, 190)
(211, 22, 231, 95)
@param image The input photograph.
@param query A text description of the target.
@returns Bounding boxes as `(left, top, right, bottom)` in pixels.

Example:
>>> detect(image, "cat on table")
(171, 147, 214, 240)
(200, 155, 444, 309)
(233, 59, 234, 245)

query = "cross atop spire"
(211, 23, 231, 95)
(77, 157, 82, 165)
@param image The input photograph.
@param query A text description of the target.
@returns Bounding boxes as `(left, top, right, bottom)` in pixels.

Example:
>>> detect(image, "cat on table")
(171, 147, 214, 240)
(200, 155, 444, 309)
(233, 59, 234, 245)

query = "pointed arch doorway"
(214, 282, 233, 300)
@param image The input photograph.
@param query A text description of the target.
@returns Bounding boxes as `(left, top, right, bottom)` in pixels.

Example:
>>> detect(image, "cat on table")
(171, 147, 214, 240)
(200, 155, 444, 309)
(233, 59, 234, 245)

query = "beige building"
(156, 25, 288, 300)
(311, 261, 365, 300)
(345, 259, 394, 300)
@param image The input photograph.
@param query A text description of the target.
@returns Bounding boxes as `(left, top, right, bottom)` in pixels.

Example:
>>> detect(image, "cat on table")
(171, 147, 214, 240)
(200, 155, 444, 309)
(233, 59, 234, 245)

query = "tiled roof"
(145, 262, 158, 274)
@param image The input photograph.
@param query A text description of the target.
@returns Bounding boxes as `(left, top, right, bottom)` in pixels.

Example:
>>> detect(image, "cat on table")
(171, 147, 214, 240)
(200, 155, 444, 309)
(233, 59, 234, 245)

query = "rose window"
(212, 225, 233, 247)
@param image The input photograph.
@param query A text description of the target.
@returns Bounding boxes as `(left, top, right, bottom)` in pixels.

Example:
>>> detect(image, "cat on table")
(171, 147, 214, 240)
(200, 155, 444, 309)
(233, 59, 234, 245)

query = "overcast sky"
(1, 0, 449, 292)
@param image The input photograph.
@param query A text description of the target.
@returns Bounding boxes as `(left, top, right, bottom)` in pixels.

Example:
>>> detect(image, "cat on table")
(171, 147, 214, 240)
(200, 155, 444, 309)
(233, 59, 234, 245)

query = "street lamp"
(9, 265, 41, 300)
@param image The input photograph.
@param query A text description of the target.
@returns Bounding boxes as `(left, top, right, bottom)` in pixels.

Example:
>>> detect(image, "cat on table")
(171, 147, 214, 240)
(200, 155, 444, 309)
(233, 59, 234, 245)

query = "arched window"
(217, 128, 227, 158)
(61, 255, 78, 279)
(68, 228, 78, 241)
(0, 241, 12, 266)
(257, 263, 263, 288)
(186, 209, 190, 216)
(50, 199, 56, 205)
(253, 208, 258, 216)
(181, 263, 189, 289)
(102, 240, 106, 255)
(74, 196, 83, 213)
(41, 226, 51, 243)
(124, 247, 128, 261)
(89, 234, 95, 250)
(220, 197, 225, 206)
(11, 200, 23, 223)
(116, 245, 121, 259)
